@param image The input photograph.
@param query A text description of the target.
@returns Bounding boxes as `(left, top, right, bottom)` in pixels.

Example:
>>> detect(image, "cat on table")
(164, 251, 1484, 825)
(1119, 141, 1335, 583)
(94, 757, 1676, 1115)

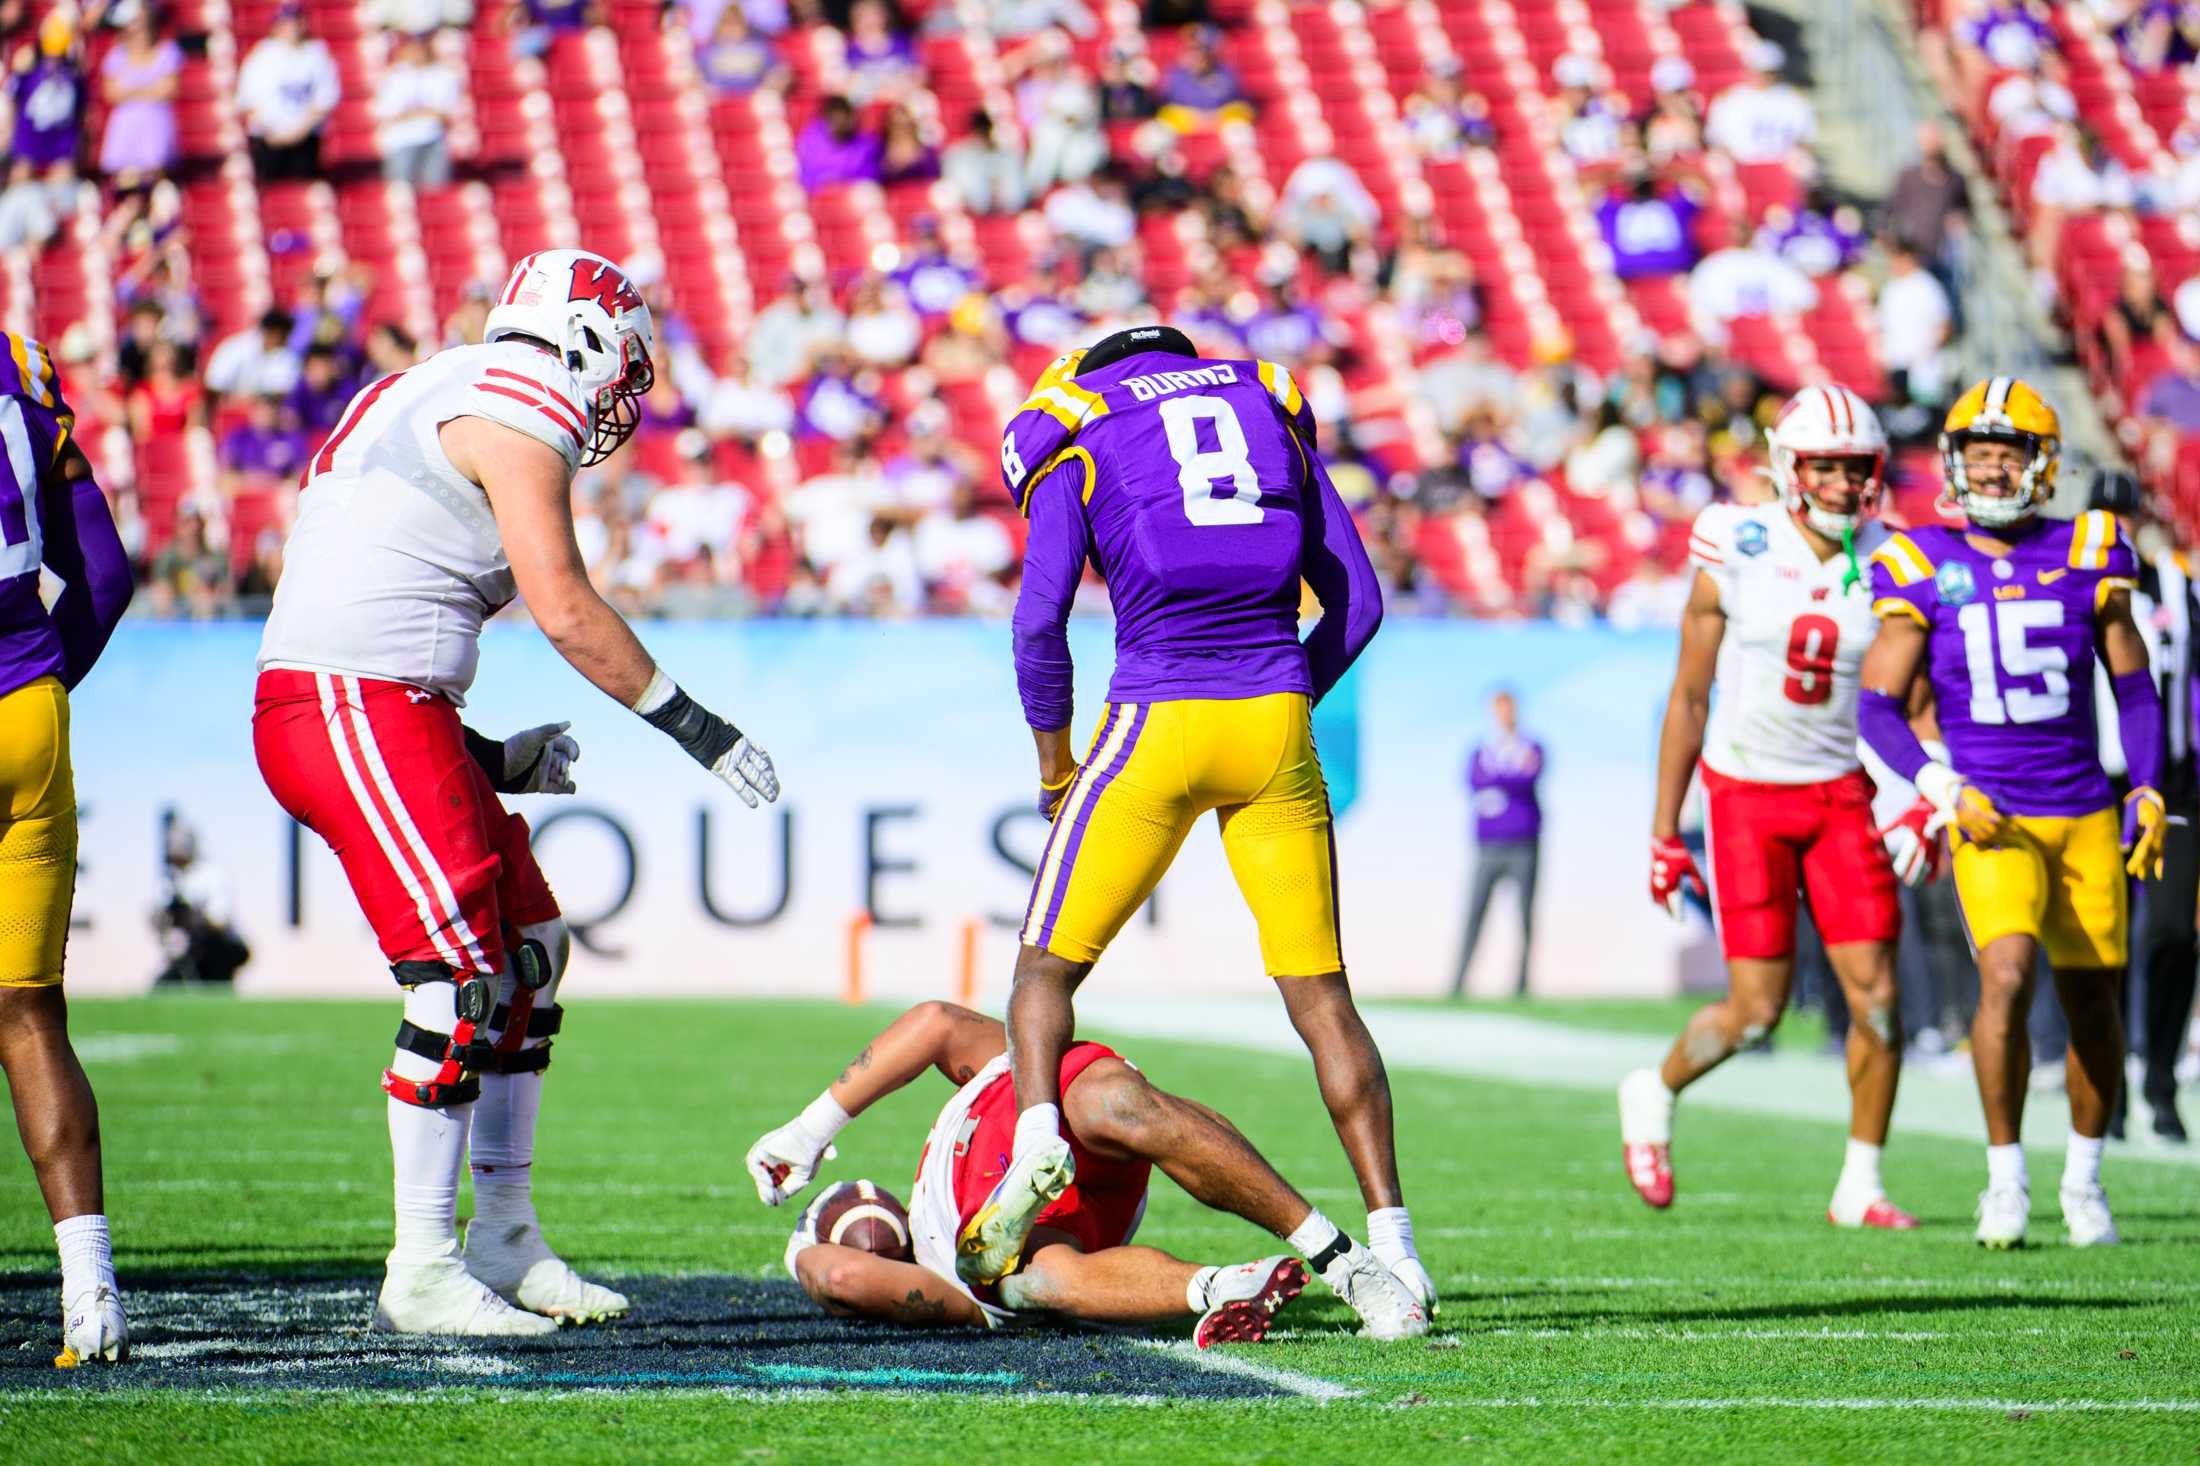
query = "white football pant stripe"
(317, 675, 468, 971)
(340, 676, 494, 973)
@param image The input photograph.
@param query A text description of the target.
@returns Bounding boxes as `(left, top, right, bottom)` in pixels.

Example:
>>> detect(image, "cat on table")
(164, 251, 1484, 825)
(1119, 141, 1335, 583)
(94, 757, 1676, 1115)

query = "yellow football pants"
(1950, 807, 2127, 969)
(1019, 691, 1342, 977)
(0, 675, 77, 986)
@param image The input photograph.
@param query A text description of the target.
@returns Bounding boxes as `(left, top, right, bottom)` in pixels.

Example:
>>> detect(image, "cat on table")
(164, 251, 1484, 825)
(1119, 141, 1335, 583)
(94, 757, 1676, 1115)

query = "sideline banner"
(63, 619, 1695, 1002)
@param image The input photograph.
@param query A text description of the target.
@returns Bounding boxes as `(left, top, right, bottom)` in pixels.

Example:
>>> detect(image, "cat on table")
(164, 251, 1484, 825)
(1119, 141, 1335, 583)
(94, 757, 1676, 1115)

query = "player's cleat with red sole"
(1617, 1069, 1676, 1208)
(1622, 1142, 1674, 1209)
(54, 1284, 128, 1367)
(1827, 1195, 1920, 1230)
(956, 1136, 1074, 1286)
(1194, 1256, 1307, 1348)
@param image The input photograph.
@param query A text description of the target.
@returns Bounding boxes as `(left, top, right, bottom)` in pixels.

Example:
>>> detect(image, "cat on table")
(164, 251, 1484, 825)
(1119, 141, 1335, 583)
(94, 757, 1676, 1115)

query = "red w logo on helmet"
(569, 259, 643, 317)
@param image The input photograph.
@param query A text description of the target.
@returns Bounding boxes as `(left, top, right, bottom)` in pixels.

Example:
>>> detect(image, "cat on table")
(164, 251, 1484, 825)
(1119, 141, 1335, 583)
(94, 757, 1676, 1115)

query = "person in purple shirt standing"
(962, 326, 1433, 1341)
(0, 14, 85, 252)
(1450, 688, 1544, 999)
(0, 332, 137, 1369)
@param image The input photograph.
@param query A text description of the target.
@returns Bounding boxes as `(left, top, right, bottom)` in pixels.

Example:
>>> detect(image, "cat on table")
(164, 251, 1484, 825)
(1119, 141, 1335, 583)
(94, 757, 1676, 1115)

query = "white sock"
(1837, 1139, 1883, 1198)
(1013, 1102, 1061, 1158)
(1287, 1208, 1349, 1278)
(470, 1069, 543, 1228)
(2064, 1133, 2105, 1191)
(55, 1214, 114, 1301)
(389, 1095, 473, 1263)
(1986, 1142, 2028, 1193)
(1365, 1205, 1417, 1260)
(1185, 1264, 1221, 1312)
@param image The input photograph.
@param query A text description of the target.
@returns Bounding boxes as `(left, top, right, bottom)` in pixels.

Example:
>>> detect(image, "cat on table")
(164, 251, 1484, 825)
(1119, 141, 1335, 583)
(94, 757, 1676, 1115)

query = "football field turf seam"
(1082, 1000, 2200, 1171)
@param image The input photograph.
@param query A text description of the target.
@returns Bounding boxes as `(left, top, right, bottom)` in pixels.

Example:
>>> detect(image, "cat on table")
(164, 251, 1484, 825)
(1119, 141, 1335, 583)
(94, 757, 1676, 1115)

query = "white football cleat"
(1973, 1183, 2030, 1250)
(1375, 1246, 1440, 1317)
(2059, 1183, 2119, 1248)
(55, 1284, 128, 1367)
(1618, 1068, 1676, 1208)
(374, 1244, 560, 1336)
(1319, 1240, 1428, 1341)
(956, 1135, 1074, 1287)
(464, 1217, 630, 1324)
(1194, 1255, 1307, 1348)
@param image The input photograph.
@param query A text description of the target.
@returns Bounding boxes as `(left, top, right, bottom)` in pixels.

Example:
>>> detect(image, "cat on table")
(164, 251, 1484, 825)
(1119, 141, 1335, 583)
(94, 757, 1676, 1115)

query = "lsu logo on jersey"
(1735, 521, 1768, 557)
(1935, 560, 1977, 606)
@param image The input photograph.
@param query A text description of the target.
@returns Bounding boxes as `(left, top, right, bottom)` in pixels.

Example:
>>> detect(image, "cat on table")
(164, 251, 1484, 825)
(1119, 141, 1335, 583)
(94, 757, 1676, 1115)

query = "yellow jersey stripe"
(1871, 533, 1933, 587)
(1015, 445, 1096, 515)
(1020, 704, 1140, 947)
(7, 334, 55, 409)
(1257, 360, 1304, 417)
(2068, 510, 2111, 570)
(1874, 596, 1928, 626)
(1015, 383, 1103, 431)
(2096, 576, 2135, 612)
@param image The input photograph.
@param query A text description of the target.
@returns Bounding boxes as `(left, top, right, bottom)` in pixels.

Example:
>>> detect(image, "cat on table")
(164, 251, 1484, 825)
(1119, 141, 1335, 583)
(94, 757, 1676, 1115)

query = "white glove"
(784, 1211, 820, 1282)
(503, 722, 579, 795)
(745, 1096, 846, 1206)
(712, 734, 780, 810)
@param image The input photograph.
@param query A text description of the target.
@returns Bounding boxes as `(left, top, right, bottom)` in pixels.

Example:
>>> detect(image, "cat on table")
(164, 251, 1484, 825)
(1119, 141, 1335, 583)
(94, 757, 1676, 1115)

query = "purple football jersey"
(0, 334, 132, 698)
(1006, 349, 1381, 729)
(1870, 510, 2137, 816)
(0, 338, 74, 698)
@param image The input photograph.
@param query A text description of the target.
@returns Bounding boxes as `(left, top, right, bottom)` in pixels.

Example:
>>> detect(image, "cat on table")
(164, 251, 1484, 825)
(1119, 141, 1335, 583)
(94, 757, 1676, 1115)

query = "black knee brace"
(381, 960, 496, 1108)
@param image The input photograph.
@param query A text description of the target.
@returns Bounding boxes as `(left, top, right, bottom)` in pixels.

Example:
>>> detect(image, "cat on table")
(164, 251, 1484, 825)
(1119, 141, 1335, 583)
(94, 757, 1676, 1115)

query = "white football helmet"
(483, 249, 656, 465)
(1767, 384, 1888, 538)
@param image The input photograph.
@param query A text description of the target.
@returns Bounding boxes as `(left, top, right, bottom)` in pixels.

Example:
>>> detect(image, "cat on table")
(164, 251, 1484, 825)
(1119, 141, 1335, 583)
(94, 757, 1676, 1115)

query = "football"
(805, 1179, 913, 1262)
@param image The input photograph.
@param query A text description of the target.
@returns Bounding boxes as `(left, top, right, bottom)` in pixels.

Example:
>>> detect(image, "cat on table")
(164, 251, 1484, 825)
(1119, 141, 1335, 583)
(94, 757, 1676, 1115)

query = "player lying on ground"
(745, 1001, 1425, 1342)
(975, 326, 1429, 1337)
(0, 332, 135, 1365)
(1859, 378, 2159, 1249)
(1622, 386, 1927, 1230)
(251, 249, 780, 1335)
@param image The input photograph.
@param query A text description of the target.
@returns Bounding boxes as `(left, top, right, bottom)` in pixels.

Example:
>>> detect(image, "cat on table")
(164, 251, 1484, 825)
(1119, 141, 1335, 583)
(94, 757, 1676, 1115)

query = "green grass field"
(2, 996, 2196, 1463)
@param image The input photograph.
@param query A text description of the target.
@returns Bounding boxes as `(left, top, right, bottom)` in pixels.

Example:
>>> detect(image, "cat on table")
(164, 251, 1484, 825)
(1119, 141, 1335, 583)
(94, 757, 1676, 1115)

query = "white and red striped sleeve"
(453, 352, 592, 473)
(1687, 502, 1740, 606)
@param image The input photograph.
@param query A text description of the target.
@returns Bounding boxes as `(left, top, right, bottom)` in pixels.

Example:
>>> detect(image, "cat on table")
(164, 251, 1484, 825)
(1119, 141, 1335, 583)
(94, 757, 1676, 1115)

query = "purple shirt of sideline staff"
(1468, 711, 1545, 843)
(1453, 689, 1544, 998)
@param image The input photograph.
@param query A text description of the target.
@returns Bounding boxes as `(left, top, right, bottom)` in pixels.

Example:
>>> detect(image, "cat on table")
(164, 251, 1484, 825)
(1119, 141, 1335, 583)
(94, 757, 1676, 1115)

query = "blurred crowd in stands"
(1916, 0, 2200, 524)
(4, 0, 2188, 624)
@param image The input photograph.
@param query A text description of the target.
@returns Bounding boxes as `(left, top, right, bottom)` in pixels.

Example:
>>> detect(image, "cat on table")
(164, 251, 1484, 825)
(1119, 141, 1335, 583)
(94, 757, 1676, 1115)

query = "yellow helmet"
(1939, 376, 2060, 529)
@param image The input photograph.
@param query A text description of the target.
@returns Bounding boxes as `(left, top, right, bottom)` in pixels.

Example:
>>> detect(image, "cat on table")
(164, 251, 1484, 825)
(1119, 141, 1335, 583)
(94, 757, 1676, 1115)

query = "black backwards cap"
(1077, 325, 1198, 377)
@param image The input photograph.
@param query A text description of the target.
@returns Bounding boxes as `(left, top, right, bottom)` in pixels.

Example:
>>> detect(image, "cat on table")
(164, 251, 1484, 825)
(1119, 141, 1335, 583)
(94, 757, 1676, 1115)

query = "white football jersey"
(257, 341, 595, 704)
(1691, 502, 1890, 784)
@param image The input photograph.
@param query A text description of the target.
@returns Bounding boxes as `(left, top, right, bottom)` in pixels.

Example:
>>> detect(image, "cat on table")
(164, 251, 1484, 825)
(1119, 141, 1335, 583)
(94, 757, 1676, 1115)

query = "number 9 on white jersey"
(1691, 502, 1891, 784)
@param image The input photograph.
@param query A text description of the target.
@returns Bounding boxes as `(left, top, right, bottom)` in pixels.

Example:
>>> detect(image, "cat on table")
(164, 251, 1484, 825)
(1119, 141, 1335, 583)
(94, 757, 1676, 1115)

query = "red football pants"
(1699, 763, 1900, 961)
(253, 669, 558, 976)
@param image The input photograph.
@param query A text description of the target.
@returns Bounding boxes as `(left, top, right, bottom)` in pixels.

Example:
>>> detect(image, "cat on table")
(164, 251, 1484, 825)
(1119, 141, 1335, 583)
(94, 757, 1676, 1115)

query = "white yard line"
(1081, 1000, 2200, 1169)
(1131, 1340, 1359, 1402)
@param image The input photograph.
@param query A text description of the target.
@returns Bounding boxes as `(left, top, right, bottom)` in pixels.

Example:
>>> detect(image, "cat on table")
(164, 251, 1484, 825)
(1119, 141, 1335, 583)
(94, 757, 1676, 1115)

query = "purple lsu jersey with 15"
(1001, 348, 1325, 704)
(1870, 509, 2136, 816)
(0, 333, 74, 699)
